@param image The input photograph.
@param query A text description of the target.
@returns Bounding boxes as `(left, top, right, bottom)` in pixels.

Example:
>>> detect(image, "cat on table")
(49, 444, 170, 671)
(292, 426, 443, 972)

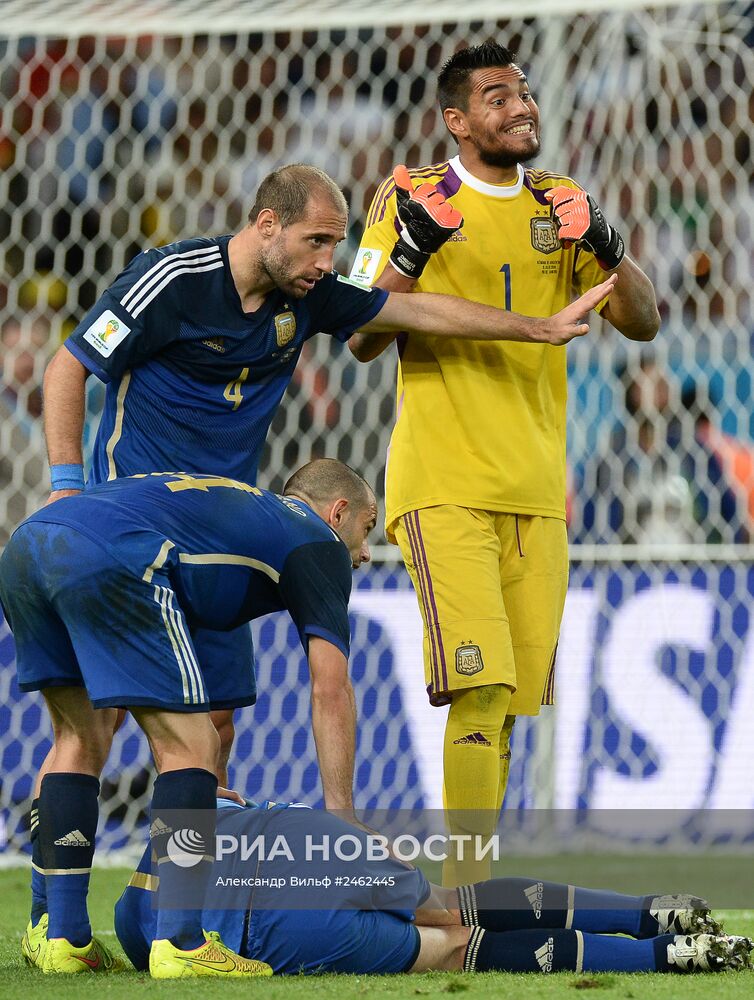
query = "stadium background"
(1, 0, 753, 856)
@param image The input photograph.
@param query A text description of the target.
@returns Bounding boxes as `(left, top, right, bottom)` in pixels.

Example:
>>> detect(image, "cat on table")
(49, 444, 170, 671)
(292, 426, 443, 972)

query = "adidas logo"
(202, 336, 226, 353)
(525, 881, 544, 920)
(149, 818, 173, 838)
(535, 937, 555, 972)
(453, 731, 492, 746)
(53, 829, 91, 847)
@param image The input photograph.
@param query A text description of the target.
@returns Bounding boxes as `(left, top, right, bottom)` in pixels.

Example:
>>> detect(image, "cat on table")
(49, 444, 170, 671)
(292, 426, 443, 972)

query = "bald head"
(248, 164, 348, 228)
(284, 459, 372, 509)
(284, 459, 376, 568)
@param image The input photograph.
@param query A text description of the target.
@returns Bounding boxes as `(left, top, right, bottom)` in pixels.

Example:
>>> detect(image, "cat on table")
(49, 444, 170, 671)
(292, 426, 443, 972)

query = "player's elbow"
(612, 297, 661, 343)
(311, 672, 352, 704)
(645, 306, 661, 341)
(348, 330, 392, 362)
(348, 331, 373, 362)
(625, 307, 661, 343)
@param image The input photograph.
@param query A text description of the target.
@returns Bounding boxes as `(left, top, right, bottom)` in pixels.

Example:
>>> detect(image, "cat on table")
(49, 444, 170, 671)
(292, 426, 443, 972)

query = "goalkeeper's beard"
(476, 133, 541, 170)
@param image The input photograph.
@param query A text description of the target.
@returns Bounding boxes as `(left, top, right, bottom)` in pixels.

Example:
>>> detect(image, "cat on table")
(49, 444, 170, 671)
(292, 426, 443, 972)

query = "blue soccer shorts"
(0, 521, 254, 711)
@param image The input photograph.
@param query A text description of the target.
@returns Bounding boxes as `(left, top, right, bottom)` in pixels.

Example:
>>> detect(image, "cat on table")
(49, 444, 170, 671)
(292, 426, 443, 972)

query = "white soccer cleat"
(666, 934, 753, 973)
(649, 894, 721, 935)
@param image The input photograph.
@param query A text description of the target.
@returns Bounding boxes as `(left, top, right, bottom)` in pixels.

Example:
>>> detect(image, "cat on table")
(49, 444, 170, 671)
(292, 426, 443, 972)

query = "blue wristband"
(50, 464, 85, 491)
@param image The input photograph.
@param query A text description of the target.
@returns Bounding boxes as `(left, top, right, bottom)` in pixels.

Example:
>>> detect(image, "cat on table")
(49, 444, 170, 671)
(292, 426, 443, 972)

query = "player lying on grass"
(111, 798, 752, 976)
(0, 460, 377, 978)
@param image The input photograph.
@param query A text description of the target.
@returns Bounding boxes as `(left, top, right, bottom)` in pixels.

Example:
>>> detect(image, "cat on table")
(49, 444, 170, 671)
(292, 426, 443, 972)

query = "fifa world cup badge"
(348, 248, 382, 286)
(82, 308, 132, 357)
(358, 250, 373, 274)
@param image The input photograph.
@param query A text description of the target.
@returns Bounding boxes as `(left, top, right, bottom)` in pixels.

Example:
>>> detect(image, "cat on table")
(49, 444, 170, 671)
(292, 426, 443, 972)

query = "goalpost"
(1, 0, 752, 856)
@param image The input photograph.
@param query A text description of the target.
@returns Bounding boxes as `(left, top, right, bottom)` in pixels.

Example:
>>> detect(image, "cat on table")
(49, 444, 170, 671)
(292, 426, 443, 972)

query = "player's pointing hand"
(535, 273, 618, 346)
(389, 164, 463, 280)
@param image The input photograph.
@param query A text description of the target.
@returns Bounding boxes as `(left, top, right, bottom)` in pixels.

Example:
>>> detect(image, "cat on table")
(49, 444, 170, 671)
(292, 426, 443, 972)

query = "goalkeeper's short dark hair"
(438, 41, 518, 113)
(283, 459, 373, 509)
(248, 164, 348, 227)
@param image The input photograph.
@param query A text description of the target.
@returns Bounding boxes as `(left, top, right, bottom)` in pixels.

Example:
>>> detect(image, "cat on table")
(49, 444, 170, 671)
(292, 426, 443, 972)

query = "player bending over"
(113, 799, 752, 977)
(0, 460, 376, 978)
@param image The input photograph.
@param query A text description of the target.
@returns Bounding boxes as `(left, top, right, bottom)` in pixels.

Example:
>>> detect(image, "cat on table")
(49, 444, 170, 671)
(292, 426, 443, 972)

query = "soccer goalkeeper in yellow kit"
(349, 40, 660, 885)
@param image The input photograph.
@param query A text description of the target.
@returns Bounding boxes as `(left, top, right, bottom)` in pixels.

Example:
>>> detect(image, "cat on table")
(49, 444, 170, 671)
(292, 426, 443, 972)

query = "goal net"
(1, 0, 753, 856)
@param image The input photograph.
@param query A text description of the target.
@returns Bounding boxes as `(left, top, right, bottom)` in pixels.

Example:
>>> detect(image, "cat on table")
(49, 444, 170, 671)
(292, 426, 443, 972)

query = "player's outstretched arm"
(308, 636, 357, 814)
(358, 274, 617, 348)
(42, 345, 89, 504)
(348, 264, 413, 362)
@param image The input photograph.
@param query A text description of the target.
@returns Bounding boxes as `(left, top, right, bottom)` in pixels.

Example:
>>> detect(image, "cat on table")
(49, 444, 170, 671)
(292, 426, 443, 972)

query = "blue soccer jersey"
(114, 799, 427, 975)
(64, 236, 388, 485)
(1, 474, 353, 709)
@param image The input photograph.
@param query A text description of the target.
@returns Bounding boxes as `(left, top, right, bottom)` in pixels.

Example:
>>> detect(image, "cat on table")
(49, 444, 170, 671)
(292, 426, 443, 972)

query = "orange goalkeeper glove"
(389, 164, 463, 279)
(545, 186, 625, 271)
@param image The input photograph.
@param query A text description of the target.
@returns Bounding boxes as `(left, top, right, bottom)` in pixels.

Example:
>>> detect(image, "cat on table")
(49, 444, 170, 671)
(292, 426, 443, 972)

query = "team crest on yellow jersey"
(455, 643, 484, 676)
(274, 311, 296, 346)
(530, 217, 560, 254)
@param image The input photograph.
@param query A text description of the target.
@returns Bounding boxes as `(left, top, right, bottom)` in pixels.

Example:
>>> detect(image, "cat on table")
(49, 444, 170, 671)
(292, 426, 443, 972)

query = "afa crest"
(274, 311, 296, 347)
(455, 643, 484, 676)
(530, 217, 560, 255)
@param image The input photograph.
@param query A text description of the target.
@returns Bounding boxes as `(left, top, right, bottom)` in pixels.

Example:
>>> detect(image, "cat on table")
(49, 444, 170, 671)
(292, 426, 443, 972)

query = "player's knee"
(450, 684, 512, 726)
(411, 925, 470, 972)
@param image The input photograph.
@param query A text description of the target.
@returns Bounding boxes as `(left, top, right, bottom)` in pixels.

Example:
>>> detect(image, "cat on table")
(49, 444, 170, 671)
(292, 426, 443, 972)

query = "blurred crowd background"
(1, 3, 753, 548)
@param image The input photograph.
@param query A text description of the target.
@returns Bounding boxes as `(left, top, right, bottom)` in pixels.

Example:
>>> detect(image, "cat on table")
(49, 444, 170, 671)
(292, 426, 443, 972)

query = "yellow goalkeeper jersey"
(350, 155, 607, 541)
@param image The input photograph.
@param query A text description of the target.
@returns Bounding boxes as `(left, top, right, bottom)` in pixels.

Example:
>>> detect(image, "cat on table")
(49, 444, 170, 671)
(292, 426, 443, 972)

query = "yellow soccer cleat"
(149, 930, 273, 979)
(21, 912, 48, 968)
(41, 934, 123, 973)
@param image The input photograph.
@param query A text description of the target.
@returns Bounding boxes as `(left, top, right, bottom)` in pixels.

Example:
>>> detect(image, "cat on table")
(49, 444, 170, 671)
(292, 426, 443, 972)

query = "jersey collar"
(449, 156, 525, 199)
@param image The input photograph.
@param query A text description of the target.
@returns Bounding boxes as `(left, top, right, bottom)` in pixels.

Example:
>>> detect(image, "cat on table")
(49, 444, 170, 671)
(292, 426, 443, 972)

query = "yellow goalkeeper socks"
(495, 715, 516, 814)
(442, 684, 512, 886)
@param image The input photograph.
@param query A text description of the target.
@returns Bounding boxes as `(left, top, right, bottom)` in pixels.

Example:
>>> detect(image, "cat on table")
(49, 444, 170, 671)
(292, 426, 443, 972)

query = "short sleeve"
(307, 273, 388, 343)
(278, 540, 353, 656)
(64, 247, 187, 381)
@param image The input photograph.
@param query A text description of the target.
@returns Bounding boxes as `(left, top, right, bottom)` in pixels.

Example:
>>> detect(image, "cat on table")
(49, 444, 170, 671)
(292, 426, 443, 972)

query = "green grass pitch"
(0, 867, 751, 999)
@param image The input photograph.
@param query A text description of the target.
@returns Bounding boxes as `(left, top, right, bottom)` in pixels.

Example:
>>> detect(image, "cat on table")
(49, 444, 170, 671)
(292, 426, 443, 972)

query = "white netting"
(1, 1, 753, 855)
(1, 1, 752, 548)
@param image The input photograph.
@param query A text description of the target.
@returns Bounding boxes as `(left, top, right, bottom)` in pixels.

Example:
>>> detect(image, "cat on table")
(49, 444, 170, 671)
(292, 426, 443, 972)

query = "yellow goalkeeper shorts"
(394, 506, 568, 714)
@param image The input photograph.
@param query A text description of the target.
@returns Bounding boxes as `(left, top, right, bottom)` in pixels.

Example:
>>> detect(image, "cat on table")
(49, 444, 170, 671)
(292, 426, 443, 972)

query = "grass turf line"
(0, 868, 751, 999)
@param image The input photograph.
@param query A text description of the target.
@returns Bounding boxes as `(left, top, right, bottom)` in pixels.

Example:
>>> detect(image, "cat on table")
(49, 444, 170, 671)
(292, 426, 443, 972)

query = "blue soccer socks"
(29, 797, 47, 926)
(458, 877, 647, 936)
(463, 927, 666, 973)
(150, 767, 218, 951)
(38, 773, 99, 946)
